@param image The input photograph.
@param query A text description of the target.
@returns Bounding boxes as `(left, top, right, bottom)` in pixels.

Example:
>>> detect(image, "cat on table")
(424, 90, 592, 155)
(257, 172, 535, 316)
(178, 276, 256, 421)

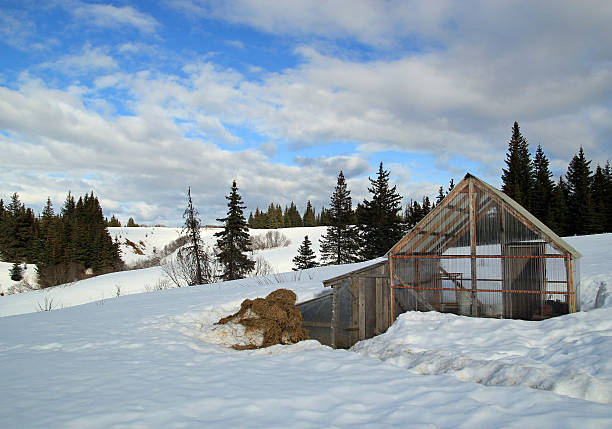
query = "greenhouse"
(388, 174, 581, 320)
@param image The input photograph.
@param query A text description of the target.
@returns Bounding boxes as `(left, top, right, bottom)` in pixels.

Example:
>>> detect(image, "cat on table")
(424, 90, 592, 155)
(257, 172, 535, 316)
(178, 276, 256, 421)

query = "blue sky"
(1, 1, 611, 225)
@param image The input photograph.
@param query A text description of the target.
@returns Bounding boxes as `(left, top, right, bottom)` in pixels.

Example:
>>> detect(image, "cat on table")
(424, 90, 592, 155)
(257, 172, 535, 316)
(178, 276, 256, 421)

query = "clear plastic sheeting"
(296, 294, 333, 347)
(389, 174, 581, 321)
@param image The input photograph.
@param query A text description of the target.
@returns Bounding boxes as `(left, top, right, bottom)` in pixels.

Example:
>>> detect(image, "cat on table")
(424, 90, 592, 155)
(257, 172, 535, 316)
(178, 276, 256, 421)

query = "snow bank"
(0, 232, 610, 427)
(352, 233, 612, 404)
(352, 308, 612, 403)
(1, 270, 611, 428)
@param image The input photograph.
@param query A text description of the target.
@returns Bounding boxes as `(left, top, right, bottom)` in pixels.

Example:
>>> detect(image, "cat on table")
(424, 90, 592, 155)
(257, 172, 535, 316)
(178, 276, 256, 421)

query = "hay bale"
(216, 288, 309, 349)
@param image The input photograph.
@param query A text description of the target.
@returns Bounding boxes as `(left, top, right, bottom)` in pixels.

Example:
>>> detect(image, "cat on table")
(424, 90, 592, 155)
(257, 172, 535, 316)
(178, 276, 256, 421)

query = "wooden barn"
(299, 173, 581, 349)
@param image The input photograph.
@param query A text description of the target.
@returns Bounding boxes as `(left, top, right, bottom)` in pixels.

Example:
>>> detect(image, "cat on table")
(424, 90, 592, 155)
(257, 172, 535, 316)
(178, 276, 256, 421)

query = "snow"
(109, 226, 327, 273)
(0, 226, 328, 316)
(0, 231, 611, 427)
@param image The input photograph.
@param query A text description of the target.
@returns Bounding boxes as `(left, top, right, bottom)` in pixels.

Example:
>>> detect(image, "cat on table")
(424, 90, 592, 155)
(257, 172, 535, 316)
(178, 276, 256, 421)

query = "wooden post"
(500, 201, 506, 319)
(567, 256, 575, 313)
(331, 284, 337, 348)
(376, 277, 384, 334)
(389, 255, 395, 323)
(469, 180, 478, 316)
(358, 277, 366, 341)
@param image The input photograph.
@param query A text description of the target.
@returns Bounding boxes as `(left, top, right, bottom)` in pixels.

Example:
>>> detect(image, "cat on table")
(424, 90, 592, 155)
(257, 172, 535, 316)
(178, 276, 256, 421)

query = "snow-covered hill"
(0, 226, 327, 308)
(0, 232, 610, 427)
(109, 226, 327, 272)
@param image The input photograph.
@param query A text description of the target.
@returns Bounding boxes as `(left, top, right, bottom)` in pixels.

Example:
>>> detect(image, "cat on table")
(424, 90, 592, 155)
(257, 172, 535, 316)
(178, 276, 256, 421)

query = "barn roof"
(387, 173, 581, 258)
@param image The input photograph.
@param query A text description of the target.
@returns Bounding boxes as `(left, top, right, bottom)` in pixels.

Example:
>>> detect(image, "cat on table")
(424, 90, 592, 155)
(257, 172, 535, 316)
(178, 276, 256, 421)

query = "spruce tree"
(181, 187, 207, 285)
(435, 186, 445, 205)
(215, 181, 255, 280)
(303, 201, 316, 226)
(357, 162, 404, 260)
(106, 215, 121, 227)
(532, 145, 555, 226)
(292, 235, 318, 270)
(566, 147, 595, 235)
(549, 177, 569, 236)
(319, 171, 360, 265)
(10, 262, 23, 281)
(604, 161, 612, 232)
(590, 164, 607, 233)
(288, 202, 302, 227)
(501, 121, 534, 210)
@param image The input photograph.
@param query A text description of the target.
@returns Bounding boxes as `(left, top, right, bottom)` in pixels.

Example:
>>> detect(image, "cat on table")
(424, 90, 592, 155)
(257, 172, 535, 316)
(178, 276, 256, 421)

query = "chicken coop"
(302, 174, 582, 349)
(388, 174, 581, 321)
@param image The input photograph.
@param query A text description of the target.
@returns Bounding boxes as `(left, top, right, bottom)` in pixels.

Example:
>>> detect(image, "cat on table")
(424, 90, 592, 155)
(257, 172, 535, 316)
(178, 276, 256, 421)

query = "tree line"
(0, 192, 123, 287)
(501, 121, 611, 236)
(248, 201, 331, 228)
(3, 121, 609, 286)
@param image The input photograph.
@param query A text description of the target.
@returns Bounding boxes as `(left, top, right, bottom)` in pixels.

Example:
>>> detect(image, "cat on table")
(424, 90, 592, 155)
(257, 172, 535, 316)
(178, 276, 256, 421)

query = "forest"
(1, 122, 610, 286)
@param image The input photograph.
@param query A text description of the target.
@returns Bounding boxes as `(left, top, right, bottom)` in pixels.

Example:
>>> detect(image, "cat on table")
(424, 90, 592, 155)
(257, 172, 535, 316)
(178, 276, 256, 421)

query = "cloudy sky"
(1, 1, 611, 226)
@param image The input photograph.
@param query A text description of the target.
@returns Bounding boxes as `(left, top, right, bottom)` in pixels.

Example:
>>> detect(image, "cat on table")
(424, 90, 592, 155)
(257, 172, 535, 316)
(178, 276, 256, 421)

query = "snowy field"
(108, 226, 327, 272)
(0, 226, 327, 314)
(0, 232, 611, 427)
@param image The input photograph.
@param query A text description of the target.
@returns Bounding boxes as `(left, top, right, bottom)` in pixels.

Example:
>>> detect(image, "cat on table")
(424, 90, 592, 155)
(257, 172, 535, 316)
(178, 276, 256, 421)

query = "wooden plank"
(389, 255, 395, 324)
(567, 257, 576, 313)
(376, 277, 383, 334)
(405, 193, 469, 254)
(302, 321, 333, 328)
(469, 180, 478, 317)
(390, 179, 469, 254)
(358, 277, 366, 341)
(331, 285, 337, 348)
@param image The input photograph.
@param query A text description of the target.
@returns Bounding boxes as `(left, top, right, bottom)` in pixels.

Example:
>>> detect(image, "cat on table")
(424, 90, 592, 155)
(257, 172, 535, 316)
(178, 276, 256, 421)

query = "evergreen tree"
(215, 181, 255, 280)
(292, 235, 318, 270)
(357, 162, 404, 260)
(566, 147, 595, 235)
(404, 200, 423, 229)
(287, 202, 302, 227)
(10, 262, 22, 281)
(435, 186, 446, 205)
(181, 187, 206, 285)
(549, 177, 569, 236)
(604, 161, 612, 232)
(501, 121, 534, 210)
(264, 203, 283, 228)
(106, 215, 121, 227)
(127, 217, 139, 227)
(319, 171, 360, 265)
(1, 193, 30, 262)
(318, 207, 332, 226)
(303, 200, 316, 226)
(532, 145, 555, 227)
(591, 164, 608, 233)
(447, 179, 455, 193)
(422, 196, 432, 214)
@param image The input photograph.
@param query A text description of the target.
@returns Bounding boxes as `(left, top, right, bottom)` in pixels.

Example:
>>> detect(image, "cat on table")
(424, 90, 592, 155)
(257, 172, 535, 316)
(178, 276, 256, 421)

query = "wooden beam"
(567, 256, 576, 313)
(390, 179, 469, 254)
(404, 193, 469, 254)
(389, 255, 395, 323)
(469, 180, 478, 317)
(358, 277, 366, 341)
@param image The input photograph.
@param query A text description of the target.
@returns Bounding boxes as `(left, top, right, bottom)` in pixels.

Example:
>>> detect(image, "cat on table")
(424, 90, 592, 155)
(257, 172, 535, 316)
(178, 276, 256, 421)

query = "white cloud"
(40, 43, 118, 75)
(226, 40, 245, 49)
(73, 3, 159, 34)
(294, 155, 369, 178)
(171, 0, 451, 48)
(3, 1, 612, 223)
